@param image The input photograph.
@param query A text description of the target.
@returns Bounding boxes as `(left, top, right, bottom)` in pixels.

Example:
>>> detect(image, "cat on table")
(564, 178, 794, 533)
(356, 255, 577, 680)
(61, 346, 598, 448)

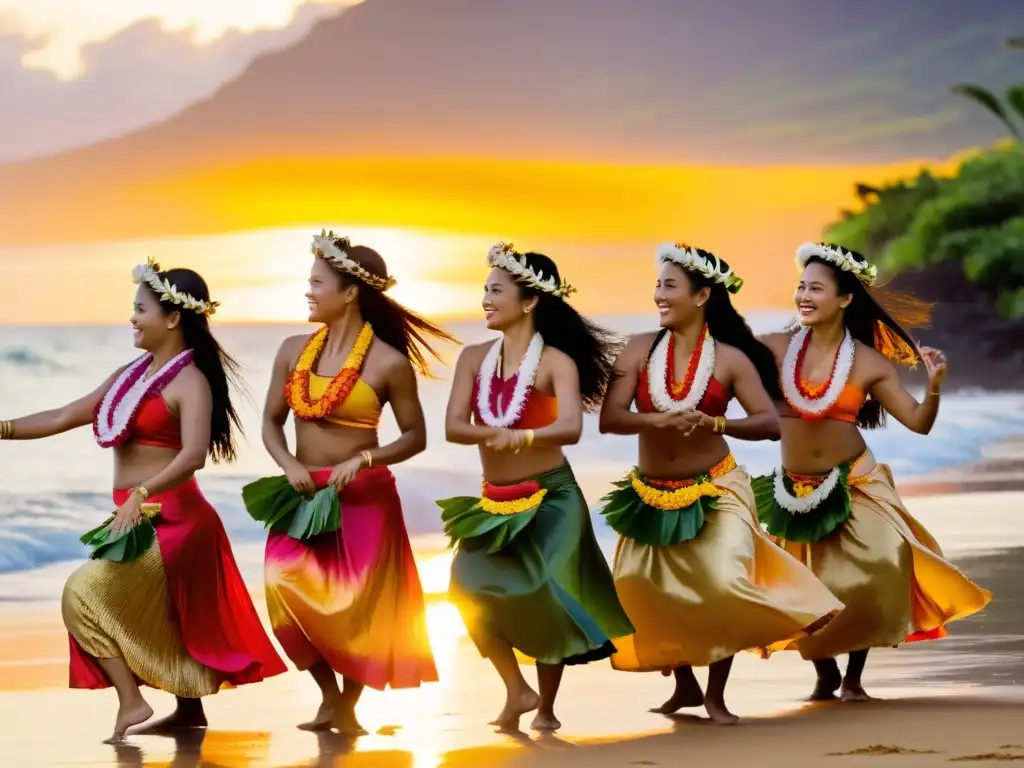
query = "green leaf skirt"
(752, 460, 854, 543)
(241, 475, 341, 541)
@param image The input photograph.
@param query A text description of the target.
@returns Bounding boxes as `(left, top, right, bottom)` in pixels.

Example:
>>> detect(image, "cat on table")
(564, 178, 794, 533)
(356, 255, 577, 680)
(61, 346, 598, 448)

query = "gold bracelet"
(713, 416, 727, 434)
(133, 486, 150, 501)
(523, 429, 535, 448)
(360, 450, 373, 468)
(0, 420, 13, 440)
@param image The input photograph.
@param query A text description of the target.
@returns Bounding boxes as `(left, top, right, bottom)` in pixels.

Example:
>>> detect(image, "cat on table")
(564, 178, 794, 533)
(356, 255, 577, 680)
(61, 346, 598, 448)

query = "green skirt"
(752, 460, 854, 544)
(438, 463, 634, 666)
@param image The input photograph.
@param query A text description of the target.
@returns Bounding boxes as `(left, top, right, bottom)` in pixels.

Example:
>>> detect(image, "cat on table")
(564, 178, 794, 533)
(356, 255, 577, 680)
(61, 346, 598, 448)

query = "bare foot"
(840, 681, 873, 702)
(650, 680, 704, 714)
(129, 706, 207, 735)
(489, 688, 540, 731)
(297, 699, 338, 732)
(808, 665, 842, 701)
(104, 699, 154, 744)
(331, 707, 368, 737)
(703, 699, 739, 725)
(530, 712, 561, 732)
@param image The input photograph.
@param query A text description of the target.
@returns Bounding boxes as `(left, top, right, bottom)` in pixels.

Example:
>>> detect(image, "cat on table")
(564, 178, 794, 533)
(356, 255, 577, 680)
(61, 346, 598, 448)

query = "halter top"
(635, 369, 731, 417)
(307, 373, 382, 429)
(793, 379, 865, 423)
(131, 395, 182, 450)
(472, 374, 558, 429)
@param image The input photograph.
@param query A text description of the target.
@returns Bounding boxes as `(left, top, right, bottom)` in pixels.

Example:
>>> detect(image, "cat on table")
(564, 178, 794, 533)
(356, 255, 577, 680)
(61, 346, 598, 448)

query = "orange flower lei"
(286, 323, 374, 421)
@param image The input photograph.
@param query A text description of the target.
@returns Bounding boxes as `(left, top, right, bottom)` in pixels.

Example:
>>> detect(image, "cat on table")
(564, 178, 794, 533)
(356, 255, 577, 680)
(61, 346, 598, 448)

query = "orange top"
(635, 369, 731, 417)
(131, 395, 182, 450)
(796, 379, 865, 423)
(307, 372, 382, 429)
(472, 374, 558, 429)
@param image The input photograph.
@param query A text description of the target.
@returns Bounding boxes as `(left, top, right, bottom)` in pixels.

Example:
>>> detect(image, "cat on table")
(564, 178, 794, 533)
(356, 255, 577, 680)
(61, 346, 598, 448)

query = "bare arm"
(135, 369, 211, 496)
(262, 338, 303, 471)
(444, 345, 498, 445)
(6, 368, 121, 440)
(720, 350, 780, 441)
(598, 335, 666, 435)
(364, 358, 426, 466)
(528, 352, 583, 447)
(868, 357, 940, 435)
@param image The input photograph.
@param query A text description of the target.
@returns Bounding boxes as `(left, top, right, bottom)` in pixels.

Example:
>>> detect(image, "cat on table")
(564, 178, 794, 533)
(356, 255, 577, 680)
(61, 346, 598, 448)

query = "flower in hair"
(487, 241, 577, 298)
(132, 257, 219, 317)
(796, 242, 878, 286)
(311, 230, 397, 292)
(655, 243, 744, 294)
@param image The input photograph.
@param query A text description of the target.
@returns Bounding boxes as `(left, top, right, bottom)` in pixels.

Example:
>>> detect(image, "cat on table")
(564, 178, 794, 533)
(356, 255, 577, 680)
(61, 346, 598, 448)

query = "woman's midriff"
(638, 431, 730, 479)
(112, 442, 182, 489)
(294, 420, 380, 469)
(779, 416, 872, 475)
(479, 445, 567, 485)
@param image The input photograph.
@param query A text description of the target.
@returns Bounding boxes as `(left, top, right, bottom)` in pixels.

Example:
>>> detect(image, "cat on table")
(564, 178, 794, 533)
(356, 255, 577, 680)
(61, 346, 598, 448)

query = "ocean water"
(1, 313, 1023, 597)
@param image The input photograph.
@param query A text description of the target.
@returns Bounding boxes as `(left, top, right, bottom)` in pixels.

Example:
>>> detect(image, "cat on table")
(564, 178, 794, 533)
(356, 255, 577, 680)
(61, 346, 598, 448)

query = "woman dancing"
(439, 242, 634, 733)
(755, 242, 991, 701)
(598, 243, 842, 724)
(0, 259, 286, 743)
(257, 231, 449, 735)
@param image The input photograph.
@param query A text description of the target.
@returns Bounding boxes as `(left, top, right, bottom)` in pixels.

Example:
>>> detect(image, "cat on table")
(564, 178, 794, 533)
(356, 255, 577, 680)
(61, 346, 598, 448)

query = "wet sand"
(1, 488, 1023, 767)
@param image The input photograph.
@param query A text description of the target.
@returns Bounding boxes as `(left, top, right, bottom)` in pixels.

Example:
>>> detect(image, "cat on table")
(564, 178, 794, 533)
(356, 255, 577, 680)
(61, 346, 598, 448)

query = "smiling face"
(794, 260, 852, 326)
(653, 262, 709, 329)
(131, 285, 178, 350)
(306, 258, 356, 323)
(481, 267, 537, 330)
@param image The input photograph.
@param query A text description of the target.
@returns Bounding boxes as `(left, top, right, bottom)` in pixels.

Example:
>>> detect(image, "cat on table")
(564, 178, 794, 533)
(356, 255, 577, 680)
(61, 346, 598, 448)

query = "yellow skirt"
(769, 462, 992, 659)
(62, 545, 221, 697)
(610, 466, 843, 670)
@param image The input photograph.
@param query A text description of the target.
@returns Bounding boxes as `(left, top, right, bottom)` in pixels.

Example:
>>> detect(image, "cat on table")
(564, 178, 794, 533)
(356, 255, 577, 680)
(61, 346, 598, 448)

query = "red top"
(635, 369, 731, 417)
(131, 395, 183, 450)
(471, 374, 558, 429)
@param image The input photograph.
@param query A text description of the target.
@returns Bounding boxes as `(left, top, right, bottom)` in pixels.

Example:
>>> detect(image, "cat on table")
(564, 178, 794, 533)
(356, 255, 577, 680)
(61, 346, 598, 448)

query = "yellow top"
(307, 372, 382, 429)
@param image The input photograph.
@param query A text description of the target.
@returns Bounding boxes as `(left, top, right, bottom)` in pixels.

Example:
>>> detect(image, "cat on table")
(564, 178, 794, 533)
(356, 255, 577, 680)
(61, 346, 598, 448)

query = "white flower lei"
(781, 326, 856, 416)
(771, 465, 842, 514)
(646, 329, 716, 412)
(94, 349, 193, 446)
(475, 333, 544, 427)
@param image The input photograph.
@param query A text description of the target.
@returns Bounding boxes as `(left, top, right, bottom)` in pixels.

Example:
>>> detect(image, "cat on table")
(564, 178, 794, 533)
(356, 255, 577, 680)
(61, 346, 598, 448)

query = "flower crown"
(311, 230, 397, 292)
(487, 242, 577, 298)
(655, 242, 744, 294)
(796, 242, 878, 286)
(132, 257, 219, 317)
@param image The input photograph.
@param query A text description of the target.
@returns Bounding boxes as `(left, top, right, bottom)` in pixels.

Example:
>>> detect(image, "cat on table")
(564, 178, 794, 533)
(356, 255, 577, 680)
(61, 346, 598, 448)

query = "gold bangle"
(0, 420, 13, 440)
(360, 450, 373, 468)
(713, 416, 727, 435)
(523, 429, 535, 448)
(133, 486, 150, 501)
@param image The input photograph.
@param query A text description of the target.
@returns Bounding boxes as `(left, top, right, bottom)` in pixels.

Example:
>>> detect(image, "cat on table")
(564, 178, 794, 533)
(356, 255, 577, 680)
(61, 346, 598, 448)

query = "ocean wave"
(0, 347, 66, 371)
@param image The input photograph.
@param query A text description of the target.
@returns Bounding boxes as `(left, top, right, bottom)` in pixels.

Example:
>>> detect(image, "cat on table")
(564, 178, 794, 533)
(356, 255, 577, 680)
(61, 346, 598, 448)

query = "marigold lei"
(655, 243, 744, 294)
(132, 257, 219, 317)
(647, 326, 715, 413)
(796, 242, 878, 286)
(781, 327, 855, 418)
(630, 454, 735, 510)
(286, 323, 374, 421)
(487, 242, 577, 298)
(479, 480, 548, 516)
(475, 333, 544, 428)
(93, 350, 194, 448)
(312, 230, 397, 291)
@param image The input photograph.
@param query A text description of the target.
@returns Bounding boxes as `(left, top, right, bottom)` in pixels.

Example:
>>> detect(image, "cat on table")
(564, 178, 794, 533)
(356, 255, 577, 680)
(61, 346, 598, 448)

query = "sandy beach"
(1, 482, 1022, 767)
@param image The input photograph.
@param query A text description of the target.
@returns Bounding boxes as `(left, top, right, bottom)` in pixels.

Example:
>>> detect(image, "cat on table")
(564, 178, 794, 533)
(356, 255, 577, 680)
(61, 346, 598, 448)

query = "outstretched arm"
(3, 368, 121, 440)
(444, 346, 498, 445)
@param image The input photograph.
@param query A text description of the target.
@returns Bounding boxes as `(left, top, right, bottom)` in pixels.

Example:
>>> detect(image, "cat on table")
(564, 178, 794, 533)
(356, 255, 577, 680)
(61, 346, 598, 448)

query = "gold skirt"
(610, 466, 843, 670)
(769, 462, 992, 659)
(62, 545, 221, 697)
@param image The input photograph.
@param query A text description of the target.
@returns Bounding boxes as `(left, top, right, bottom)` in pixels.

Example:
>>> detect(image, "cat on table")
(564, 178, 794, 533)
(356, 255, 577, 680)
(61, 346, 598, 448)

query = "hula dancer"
(598, 243, 842, 724)
(256, 232, 452, 734)
(0, 261, 286, 743)
(755, 242, 991, 701)
(439, 242, 634, 732)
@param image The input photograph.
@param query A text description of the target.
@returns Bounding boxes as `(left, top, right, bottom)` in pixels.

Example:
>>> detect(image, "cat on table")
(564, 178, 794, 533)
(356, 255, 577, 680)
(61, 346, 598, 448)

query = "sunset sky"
(1, 0, 1021, 324)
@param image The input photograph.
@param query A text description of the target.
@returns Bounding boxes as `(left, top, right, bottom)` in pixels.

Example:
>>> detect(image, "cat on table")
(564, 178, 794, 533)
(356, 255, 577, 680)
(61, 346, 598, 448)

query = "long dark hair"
(150, 268, 244, 463)
(514, 252, 619, 412)
(332, 244, 459, 376)
(805, 248, 930, 429)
